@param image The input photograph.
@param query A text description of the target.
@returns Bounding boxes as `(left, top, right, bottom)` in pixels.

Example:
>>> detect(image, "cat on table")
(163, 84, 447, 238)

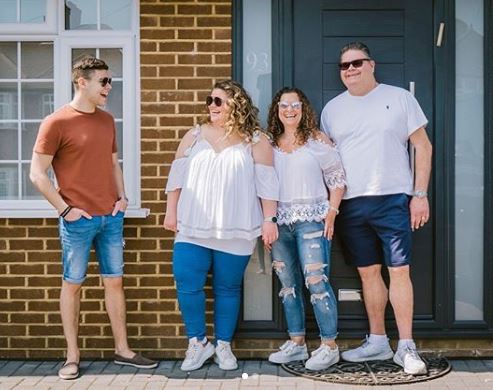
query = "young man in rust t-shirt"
(30, 56, 157, 379)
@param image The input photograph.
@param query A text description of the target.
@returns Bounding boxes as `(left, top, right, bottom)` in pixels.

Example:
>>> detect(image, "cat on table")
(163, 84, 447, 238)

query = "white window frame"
(0, 0, 145, 218)
(0, 0, 57, 34)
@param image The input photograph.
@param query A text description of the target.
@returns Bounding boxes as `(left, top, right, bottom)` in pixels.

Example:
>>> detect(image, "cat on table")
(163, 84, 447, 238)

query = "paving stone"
(0, 361, 25, 376)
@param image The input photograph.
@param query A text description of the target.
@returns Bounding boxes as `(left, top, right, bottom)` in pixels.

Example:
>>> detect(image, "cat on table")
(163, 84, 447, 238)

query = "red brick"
(11, 338, 46, 348)
(215, 4, 232, 14)
(140, 41, 158, 52)
(140, 4, 174, 14)
(141, 29, 175, 40)
(27, 227, 58, 237)
(159, 116, 194, 127)
(9, 239, 43, 250)
(9, 264, 44, 274)
(197, 16, 231, 27)
(0, 252, 26, 262)
(160, 17, 194, 27)
(177, 79, 213, 90)
(0, 325, 27, 336)
(160, 42, 194, 53)
(160, 91, 195, 102)
(0, 277, 25, 287)
(197, 66, 231, 77)
(159, 66, 194, 77)
(141, 103, 176, 115)
(141, 54, 175, 65)
(214, 28, 231, 40)
(0, 227, 26, 237)
(178, 54, 212, 65)
(142, 79, 175, 90)
(178, 4, 212, 14)
(140, 16, 159, 27)
(198, 42, 231, 52)
(178, 29, 213, 39)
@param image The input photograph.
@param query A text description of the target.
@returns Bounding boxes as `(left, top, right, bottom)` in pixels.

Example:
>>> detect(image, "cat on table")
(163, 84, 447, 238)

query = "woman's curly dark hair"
(203, 80, 262, 141)
(267, 87, 319, 146)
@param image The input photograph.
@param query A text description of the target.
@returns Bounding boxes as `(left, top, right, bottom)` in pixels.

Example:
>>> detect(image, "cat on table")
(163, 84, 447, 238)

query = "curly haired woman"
(267, 87, 346, 371)
(163, 80, 279, 371)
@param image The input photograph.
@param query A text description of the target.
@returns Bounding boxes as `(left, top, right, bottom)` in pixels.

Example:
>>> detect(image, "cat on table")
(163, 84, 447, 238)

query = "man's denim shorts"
(336, 193, 412, 267)
(59, 212, 125, 284)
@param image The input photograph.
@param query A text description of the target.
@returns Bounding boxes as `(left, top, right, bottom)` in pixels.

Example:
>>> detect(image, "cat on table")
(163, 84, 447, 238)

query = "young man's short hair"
(72, 56, 108, 87)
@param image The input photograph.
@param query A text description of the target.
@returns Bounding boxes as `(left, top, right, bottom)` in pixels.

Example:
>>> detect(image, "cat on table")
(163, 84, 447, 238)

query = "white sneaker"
(341, 336, 394, 362)
(214, 340, 238, 370)
(268, 340, 309, 364)
(180, 337, 215, 371)
(305, 345, 340, 371)
(393, 341, 427, 375)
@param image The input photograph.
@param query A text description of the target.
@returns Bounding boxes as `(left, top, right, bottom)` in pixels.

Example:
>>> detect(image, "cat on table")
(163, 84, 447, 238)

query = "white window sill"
(0, 207, 150, 218)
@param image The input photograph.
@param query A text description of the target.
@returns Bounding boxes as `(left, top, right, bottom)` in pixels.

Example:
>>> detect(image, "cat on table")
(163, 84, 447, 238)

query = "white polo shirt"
(320, 83, 428, 199)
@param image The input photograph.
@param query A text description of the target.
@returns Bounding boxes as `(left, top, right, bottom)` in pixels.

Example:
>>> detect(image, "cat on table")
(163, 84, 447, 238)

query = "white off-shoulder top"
(274, 138, 346, 225)
(165, 125, 279, 255)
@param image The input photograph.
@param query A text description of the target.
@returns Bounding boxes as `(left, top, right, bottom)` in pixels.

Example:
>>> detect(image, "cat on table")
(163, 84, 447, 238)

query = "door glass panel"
(72, 48, 97, 63)
(21, 42, 53, 79)
(20, 0, 46, 23)
(0, 164, 18, 199)
(241, 0, 273, 321)
(106, 80, 122, 118)
(0, 43, 17, 79)
(21, 82, 54, 119)
(115, 121, 123, 159)
(242, 0, 272, 127)
(100, 48, 123, 77)
(0, 126, 18, 160)
(101, 0, 132, 30)
(0, 0, 17, 23)
(65, 0, 97, 30)
(455, 0, 484, 321)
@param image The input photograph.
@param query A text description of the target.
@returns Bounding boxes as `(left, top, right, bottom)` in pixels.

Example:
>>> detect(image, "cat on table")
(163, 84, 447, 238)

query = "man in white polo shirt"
(321, 42, 432, 375)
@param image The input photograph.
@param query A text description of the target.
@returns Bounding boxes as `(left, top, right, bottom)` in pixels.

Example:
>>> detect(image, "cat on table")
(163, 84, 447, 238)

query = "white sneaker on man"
(180, 337, 215, 371)
(341, 335, 394, 362)
(305, 345, 340, 371)
(214, 340, 238, 370)
(393, 341, 427, 375)
(268, 340, 309, 364)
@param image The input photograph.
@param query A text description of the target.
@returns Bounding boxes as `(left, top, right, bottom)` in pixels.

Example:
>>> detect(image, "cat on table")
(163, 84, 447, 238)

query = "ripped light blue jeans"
(271, 220, 338, 340)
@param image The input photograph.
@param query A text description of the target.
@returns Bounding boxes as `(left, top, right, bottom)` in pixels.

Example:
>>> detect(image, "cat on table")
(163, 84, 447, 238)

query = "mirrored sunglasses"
(278, 101, 302, 110)
(338, 58, 372, 71)
(206, 96, 223, 106)
(98, 77, 112, 87)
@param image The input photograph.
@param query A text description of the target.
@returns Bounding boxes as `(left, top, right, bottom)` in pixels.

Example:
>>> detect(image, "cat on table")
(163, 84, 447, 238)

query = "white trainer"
(341, 336, 394, 362)
(393, 341, 427, 375)
(180, 337, 215, 371)
(214, 340, 238, 370)
(268, 340, 309, 364)
(305, 345, 340, 371)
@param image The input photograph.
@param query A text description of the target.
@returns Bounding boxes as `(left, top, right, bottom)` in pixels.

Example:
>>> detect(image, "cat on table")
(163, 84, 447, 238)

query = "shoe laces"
(312, 344, 334, 357)
(185, 341, 203, 360)
(360, 335, 371, 349)
(280, 340, 298, 354)
(216, 341, 235, 361)
(401, 344, 421, 360)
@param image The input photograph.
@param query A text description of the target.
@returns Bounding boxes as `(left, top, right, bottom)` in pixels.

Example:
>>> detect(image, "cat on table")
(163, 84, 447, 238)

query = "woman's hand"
(163, 212, 177, 232)
(324, 210, 337, 240)
(262, 221, 278, 250)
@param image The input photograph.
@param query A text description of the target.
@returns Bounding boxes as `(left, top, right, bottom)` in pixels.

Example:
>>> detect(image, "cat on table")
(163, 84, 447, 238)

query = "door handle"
(436, 22, 445, 47)
(409, 82, 416, 182)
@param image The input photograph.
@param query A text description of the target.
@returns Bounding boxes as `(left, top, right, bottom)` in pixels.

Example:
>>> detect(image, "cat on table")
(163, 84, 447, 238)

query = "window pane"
(100, 48, 123, 77)
(21, 163, 42, 199)
(0, 0, 17, 23)
(0, 84, 18, 120)
(106, 80, 122, 118)
(21, 42, 53, 79)
(0, 164, 18, 199)
(101, 0, 131, 30)
(65, 0, 97, 30)
(20, 0, 47, 23)
(0, 42, 17, 79)
(455, 0, 484, 321)
(21, 82, 54, 119)
(21, 122, 39, 160)
(243, 244, 272, 321)
(0, 125, 18, 160)
(115, 121, 122, 159)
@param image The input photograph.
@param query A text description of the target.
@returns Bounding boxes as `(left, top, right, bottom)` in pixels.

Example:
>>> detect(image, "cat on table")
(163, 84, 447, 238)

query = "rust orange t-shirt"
(34, 104, 118, 216)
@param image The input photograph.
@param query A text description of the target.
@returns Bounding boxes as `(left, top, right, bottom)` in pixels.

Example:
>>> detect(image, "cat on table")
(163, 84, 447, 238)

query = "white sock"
(368, 334, 389, 345)
(397, 339, 414, 349)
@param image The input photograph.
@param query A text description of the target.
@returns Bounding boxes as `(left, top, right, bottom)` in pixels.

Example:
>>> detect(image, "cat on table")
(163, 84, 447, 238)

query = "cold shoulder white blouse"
(274, 138, 346, 225)
(165, 126, 279, 255)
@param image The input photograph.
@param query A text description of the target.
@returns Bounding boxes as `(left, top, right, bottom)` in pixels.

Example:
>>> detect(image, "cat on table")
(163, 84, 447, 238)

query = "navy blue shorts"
(336, 193, 412, 267)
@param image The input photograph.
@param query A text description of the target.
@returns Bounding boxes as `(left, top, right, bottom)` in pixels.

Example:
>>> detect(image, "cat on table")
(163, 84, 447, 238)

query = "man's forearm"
(30, 173, 67, 213)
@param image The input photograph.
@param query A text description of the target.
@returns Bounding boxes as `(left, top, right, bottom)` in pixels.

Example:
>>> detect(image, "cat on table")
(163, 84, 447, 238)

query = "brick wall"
(0, 0, 234, 360)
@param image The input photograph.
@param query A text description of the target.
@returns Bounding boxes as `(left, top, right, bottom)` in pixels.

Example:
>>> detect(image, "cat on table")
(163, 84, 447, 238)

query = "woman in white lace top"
(267, 87, 346, 371)
(163, 80, 279, 372)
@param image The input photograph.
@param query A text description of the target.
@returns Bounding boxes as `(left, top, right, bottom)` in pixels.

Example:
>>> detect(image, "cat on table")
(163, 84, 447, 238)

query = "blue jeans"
(172, 242, 251, 342)
(271, 221, 338, 340)
(59, 212, 125, 284)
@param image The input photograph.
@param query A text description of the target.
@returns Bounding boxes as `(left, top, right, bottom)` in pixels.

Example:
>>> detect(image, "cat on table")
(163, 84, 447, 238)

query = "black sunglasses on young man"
(98, 77, 112, 87)
(206, 96, 223, 107)
(338, 58, 372, 71)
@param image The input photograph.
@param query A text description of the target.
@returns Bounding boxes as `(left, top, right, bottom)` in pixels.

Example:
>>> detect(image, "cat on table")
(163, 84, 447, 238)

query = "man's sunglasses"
(206, 96, 223, 106)
(98, 77, 112, 87)
(338, 58, 372, 71)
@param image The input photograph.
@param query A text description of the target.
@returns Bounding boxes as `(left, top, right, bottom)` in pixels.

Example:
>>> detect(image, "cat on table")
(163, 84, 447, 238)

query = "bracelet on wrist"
(60, 205, 72, 218)
(328, 205, 339, 215)
(412, 190, 428, 199)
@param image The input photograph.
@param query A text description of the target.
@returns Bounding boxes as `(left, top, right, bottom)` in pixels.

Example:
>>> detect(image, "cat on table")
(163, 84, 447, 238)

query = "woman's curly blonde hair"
(267, 87, 319, 146)
(203, 80, 262, 141)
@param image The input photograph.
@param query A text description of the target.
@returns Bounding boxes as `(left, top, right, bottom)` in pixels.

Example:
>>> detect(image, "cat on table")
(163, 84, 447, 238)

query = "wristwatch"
(413, 190, 428, 199)
(264, 216, 278, 223)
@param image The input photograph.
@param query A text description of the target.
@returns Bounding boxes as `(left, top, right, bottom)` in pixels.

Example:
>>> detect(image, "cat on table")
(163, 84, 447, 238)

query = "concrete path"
(0, 359, 492, 389)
